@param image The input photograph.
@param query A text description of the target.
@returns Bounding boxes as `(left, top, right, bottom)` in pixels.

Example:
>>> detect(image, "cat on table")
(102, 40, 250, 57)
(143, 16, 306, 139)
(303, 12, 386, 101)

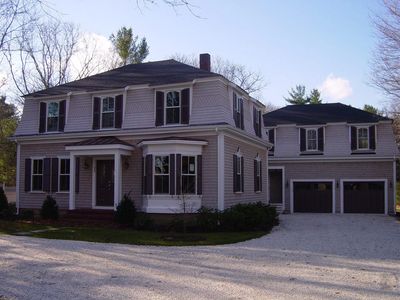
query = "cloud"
(319, 74, 352, 101)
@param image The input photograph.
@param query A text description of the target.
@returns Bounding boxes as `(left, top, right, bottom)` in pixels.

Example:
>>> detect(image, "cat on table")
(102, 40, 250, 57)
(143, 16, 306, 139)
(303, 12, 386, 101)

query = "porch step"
(64, 209, 115, 222)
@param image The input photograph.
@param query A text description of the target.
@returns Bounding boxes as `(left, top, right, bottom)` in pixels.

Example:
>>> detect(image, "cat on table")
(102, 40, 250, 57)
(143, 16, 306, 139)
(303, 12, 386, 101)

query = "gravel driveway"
(0, 214, 400, 300)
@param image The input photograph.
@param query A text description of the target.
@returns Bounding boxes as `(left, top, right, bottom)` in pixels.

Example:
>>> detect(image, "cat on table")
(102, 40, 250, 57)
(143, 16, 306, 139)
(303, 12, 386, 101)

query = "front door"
(96, 160, 114, 207)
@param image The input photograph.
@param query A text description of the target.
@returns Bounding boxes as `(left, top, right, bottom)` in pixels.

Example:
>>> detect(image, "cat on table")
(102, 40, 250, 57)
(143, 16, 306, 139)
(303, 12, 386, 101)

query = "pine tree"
(285, 85, 308, 105)
(308, 89, 322, 104)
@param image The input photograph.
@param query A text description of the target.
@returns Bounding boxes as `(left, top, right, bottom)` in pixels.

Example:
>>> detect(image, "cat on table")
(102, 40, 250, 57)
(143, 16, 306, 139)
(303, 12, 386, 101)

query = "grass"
(0, 220, 266, 246)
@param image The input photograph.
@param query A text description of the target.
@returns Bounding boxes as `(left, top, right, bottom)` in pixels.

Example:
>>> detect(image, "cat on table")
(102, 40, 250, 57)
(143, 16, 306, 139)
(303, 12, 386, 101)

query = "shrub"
(0, 202, 16, 220)
(19, 209, 35, 221)
(0, 187, 8, 212)
(196, 206, 220, 232)
(115, 193, 136, 226)
(40, 195, 59, 220)
(135, 212, 154, 230)
(220, 202, 278, 232)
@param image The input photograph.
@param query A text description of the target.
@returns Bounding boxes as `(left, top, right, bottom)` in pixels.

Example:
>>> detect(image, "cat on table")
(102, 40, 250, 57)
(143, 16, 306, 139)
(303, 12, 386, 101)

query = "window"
(101, 97, 115, 128)
(357, 127, 369, 150)
(154, 156, 169, 194)
(47, 102, 59, 132)
(182, 156, 196, 194)
(306, 129, 317, 151)
(59, 158, 70, 192)
(31, 159, 43, 191)
(254, 108, 262, 137)
(233, 93, 244, 129)
(165, 91, 180, 124)
(234, 154, 244, 192)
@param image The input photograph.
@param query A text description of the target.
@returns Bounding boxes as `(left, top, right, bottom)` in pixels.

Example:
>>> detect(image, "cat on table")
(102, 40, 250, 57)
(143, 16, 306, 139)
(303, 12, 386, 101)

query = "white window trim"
(58, 157, 70, 193)
(306, 128, 318, 151)
(100, 96, 116, 129)
(181, 155, 197, 195)
(356, 126, 369, 150)
(31, 158, 44, 192)
(164, 90, 181, 125)
(153, 155, 170, 195)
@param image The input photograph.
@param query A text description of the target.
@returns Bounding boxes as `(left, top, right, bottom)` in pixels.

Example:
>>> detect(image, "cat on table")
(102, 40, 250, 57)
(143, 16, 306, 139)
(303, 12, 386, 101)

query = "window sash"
(47, 102, 59, 132)
(31, 159, 43, 191)
(59, 158, 70, 192)
(165, 91, 181, 125)
(306, 129, 317, 151)
(182, 156, 197, 194)
(101, 97, 115, 128)
(357, 127, 369, 149)
(154, 156, 169, 194)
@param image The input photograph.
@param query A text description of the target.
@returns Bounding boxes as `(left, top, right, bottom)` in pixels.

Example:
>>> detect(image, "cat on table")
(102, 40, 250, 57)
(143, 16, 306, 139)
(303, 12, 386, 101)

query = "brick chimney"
(199, 53, 211, 72)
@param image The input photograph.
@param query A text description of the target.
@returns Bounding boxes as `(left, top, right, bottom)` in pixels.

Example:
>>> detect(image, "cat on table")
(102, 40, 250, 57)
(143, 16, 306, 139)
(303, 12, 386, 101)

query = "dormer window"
(166, 91, 180, 125)
(357, 127, 369, 150)
(101, 97, 115, 128)
(39, 100, 66, 133)
(233, 93, 244, 130)
(306, 129, 317, 151)
(253, 107, 262, 137)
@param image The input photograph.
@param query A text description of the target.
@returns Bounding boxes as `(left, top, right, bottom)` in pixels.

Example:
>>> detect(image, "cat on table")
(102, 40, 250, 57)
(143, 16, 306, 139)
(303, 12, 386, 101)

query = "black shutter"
(155, 91, 164, 126)
(197, 155, 202, 195)
(241, 157, 244, 192)
(115, 94, 123, 128)
(51, 158, 58, 193)
(369, 125, 376, 150)
(351, 126, 357, 151)
(259, 160, 262, 192)
(240, 98, 244, 130)
(254, 160, 257, 192)
(258, 110, 262, 137)
(300, 128, 306, 152)
(176, 154, 182, 195)
(318, 127, 324, 152)
(181, 88, 190, 124)
(269, 129, 275, 152)
(24, 158, 31, 192)
(39, 102, 46, 133)
(253, 107, 257, 135)
(58, 100, 66, 132)
(92, 97, 101, 130)
(75, 157, 80, 194)
(43, 158, 51, 192)
(142, 157, 145, 195)
(233, 155, 238, 192)
(233, 93, 239, 127)
(145, 155, 153, 194)
(169, 154, 175, 195)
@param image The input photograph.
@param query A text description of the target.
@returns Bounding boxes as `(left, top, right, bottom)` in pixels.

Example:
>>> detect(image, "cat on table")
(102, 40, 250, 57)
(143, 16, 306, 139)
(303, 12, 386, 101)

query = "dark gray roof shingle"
(65, 136, 133, 147)
(25, 60, 221, 98)
(263, 103, 391, 126)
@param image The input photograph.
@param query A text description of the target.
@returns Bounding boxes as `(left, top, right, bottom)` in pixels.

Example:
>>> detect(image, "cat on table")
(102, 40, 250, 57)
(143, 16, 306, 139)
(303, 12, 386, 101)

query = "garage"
(343, 181, 385, 214)
(293, 181, 333, 213)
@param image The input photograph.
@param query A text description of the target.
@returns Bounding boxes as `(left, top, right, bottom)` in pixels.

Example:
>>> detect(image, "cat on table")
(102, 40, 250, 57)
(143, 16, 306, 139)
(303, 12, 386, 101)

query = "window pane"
(102, 97, 115, 112)
(182, 156, 189, 174)
(155, 175, 169, 194)
(166, 107, 180, 124)
(60, 175, 70, 191)
(307, 129, 316, 140)
(32, 175, 42, 191)
(166, 91, 180, 107)
(358, 128, 369, 149)
(189, 156, 196, 174)
(48, 102, 59, 117)
(102, 112, 114, 128)
(182, 175, 196, 194)
(155, 156, 169, 174)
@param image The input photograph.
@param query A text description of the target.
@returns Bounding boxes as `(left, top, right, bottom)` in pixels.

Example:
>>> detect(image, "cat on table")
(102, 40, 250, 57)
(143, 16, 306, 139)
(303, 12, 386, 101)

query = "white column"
(114, 151, 121, 210)
(69, 153, 75, 210)
(15, 143, 20, 214)
(217, 132, 225, 211)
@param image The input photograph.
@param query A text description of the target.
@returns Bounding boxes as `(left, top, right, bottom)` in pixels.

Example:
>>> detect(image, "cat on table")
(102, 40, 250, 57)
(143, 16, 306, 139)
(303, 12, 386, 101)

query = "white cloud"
(319, 74, 352, 101)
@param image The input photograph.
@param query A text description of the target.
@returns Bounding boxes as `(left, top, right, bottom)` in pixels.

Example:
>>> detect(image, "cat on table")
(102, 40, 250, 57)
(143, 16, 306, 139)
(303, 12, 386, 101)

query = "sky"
(21, 0, 388, 109)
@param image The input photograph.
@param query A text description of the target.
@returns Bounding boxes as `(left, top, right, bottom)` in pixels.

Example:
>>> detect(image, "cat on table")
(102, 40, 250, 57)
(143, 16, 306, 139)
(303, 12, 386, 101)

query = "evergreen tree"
(110, 27, 149, 66)
(285, 85, 308, 105)
(308, 89, 322, 104)
(363, 104, 380, 115)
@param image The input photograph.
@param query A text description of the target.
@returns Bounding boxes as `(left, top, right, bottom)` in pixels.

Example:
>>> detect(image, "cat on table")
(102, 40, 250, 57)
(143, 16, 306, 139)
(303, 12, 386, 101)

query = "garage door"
(343, 181, 385, 214)
(293, 182, 333, 213)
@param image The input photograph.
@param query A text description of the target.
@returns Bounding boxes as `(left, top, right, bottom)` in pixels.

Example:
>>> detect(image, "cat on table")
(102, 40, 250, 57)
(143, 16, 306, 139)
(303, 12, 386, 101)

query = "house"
(264, 103, 398, 215)
(13, 54, 270, 214)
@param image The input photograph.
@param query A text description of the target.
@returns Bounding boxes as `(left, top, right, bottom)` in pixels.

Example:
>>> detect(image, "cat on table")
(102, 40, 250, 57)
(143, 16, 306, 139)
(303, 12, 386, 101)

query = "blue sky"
(50, 0, 385, 109)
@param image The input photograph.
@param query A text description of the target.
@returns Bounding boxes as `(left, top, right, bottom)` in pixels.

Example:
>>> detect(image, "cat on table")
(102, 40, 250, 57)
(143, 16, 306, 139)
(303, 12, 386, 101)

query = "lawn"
(0, 220, 266, 246)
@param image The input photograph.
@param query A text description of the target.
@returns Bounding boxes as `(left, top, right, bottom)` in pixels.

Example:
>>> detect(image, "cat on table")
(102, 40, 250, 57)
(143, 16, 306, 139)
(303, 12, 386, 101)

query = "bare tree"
(136, 0, 200, 17)
(170, 53, 266, 95)
(371, 0, 400, 106)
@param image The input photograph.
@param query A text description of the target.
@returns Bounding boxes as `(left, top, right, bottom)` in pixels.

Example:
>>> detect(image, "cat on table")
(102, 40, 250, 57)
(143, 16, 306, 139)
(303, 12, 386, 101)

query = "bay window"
(154, 156, 169, 194)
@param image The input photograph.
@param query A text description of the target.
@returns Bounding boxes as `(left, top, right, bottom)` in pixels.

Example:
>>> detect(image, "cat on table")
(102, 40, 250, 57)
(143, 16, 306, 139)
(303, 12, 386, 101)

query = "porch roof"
(65, 136, 133, 147)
